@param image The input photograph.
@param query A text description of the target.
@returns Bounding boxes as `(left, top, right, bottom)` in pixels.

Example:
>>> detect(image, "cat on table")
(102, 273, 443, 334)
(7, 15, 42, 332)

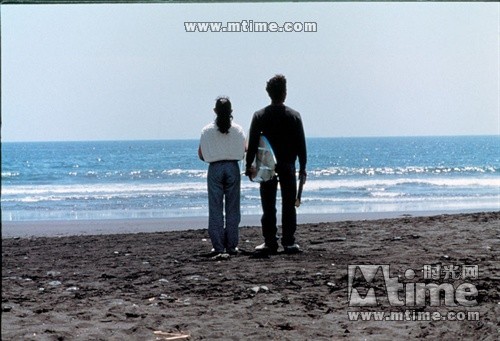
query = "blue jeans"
(207, 161, 241, 252)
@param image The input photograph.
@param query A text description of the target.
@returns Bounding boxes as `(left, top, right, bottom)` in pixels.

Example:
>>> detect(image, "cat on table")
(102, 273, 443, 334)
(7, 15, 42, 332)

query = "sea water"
(2, 136, 499, 221)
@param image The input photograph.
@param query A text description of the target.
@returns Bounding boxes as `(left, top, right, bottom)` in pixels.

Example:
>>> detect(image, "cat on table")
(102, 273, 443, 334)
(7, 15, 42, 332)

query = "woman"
(199, 97, 246, 256)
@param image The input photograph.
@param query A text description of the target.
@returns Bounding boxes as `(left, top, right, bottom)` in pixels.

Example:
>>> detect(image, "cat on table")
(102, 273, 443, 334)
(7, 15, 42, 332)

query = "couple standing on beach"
(198, 74, 307, 257)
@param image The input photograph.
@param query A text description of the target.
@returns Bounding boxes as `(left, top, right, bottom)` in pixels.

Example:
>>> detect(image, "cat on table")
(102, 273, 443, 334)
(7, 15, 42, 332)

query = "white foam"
(302, 177, 500, 191)
(309, 166, 498, 177)
(1, 182, 208, 197)
(2, 176, 499, 198)
(1, 171, 20, 178)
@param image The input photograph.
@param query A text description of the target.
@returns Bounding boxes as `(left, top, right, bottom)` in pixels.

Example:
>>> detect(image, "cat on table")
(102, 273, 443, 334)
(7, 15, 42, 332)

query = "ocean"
(2, 136, 499, 222)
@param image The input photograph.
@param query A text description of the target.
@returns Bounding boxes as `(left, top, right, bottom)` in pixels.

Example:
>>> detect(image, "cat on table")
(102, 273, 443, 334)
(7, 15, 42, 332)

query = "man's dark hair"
(266, 74, 287, 102)
(215, 96, 232, 134)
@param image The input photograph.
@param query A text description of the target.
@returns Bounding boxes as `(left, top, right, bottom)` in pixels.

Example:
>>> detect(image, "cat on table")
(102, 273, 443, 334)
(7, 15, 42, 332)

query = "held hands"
(245, 166, 306, 183)
(245, 166, 257, 180)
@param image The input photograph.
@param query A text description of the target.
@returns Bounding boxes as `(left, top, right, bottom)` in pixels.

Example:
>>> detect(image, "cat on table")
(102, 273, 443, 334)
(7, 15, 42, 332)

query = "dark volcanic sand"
(2, 212, 499, 340)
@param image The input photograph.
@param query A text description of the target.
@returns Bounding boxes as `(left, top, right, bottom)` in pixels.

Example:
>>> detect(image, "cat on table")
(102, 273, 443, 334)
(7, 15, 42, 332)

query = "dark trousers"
(260, 163, 297, 248)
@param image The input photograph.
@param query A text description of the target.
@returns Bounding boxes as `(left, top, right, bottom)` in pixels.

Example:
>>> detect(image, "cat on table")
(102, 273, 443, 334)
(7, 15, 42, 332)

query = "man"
(245, 74, 307, 254)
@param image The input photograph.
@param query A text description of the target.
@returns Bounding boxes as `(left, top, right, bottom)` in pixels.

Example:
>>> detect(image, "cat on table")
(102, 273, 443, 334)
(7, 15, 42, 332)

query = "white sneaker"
(283, 244, 301, 254)
(255, 243, 278, 254)
(227, 247, 239, 255)
(255, 243, 267, 250)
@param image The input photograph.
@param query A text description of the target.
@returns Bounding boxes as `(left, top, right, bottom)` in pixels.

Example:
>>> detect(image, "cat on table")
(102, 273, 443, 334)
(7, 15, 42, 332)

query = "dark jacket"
(246, 104, 307, 173)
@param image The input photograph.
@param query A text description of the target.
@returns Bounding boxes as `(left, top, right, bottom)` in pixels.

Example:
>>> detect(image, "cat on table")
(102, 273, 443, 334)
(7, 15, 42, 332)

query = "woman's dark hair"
(215, 96, 232, 134)
(266, 74, 287, 102)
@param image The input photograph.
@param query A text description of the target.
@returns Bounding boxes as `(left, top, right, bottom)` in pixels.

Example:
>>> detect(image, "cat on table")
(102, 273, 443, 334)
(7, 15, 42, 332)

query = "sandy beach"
(2, 211, 499, 340)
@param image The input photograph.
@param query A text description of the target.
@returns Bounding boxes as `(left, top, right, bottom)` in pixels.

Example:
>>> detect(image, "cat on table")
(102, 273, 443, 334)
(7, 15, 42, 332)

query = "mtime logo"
(347, 265, 478, 307)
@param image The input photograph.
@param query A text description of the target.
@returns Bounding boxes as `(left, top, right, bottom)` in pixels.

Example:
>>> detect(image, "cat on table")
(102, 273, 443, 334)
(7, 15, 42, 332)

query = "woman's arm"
(198, 144, 204, 161)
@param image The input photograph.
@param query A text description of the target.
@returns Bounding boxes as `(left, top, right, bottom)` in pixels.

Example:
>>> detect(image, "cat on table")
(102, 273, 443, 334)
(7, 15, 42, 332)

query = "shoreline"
(2, 209, 496, 238)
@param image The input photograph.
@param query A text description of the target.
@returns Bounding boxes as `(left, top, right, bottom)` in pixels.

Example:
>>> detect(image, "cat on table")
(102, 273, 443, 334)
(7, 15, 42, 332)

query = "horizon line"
(2, 133, 499, 143)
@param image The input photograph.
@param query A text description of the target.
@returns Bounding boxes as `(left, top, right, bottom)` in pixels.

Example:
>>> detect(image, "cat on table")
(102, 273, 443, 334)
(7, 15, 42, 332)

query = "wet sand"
(2, 211, 499, 340)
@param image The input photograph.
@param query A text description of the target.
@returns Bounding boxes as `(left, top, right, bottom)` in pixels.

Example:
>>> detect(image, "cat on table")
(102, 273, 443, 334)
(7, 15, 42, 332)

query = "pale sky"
(2, 2, 499, 142)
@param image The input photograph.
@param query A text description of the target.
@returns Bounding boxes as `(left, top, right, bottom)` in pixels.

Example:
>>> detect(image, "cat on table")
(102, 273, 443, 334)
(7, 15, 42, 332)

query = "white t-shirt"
(200, 122, 246, 163)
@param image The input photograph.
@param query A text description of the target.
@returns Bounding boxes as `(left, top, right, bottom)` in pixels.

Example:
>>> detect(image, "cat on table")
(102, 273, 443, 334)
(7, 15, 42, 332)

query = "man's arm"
(297, 117, 307, 172)
(297, 116, 307, 183)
